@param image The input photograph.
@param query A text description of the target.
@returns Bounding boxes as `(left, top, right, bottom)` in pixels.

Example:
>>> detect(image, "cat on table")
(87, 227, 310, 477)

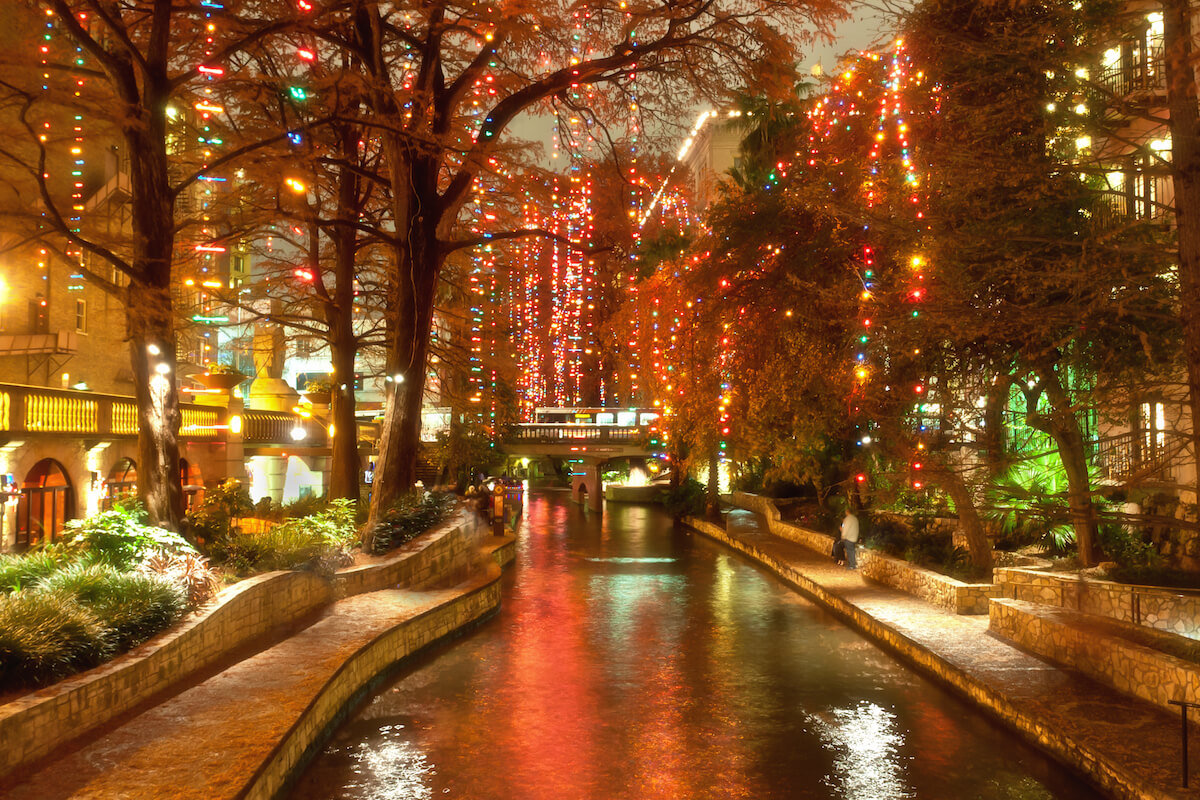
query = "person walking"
(840, 506, 860, 570)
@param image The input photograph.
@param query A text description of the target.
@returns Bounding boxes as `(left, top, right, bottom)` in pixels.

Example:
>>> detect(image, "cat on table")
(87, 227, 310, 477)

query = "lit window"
(75, 299, 86, 333)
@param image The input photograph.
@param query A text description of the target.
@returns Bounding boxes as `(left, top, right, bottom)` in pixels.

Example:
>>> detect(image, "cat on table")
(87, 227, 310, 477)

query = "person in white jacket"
(840, 508, 860, 569)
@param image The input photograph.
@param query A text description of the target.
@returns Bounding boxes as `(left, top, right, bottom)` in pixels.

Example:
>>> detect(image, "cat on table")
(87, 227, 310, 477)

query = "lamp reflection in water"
(810, 701, 914, 800)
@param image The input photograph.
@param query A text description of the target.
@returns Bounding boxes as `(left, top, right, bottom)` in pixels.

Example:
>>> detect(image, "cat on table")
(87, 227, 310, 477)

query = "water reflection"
(293, 493, 1100, 800)
(810, 702, 913, 800)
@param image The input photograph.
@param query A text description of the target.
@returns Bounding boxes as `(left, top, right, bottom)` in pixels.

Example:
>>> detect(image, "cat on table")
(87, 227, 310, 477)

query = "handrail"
(507, 423, 648, 444)
(1095, 429, 1189, 483)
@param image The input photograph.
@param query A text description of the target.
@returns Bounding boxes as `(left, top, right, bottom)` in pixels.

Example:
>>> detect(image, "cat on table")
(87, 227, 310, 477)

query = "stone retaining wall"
(727, 494, 994, 615)
(685, 517, 1155, 800)
(990, 598, 1200, 713)
(730, 491, 781, 522)
(0, 512, 482, 782)
(334, 514, 485, 597)
(994, 567, 1200, 641)
(243, 566, 502, 800)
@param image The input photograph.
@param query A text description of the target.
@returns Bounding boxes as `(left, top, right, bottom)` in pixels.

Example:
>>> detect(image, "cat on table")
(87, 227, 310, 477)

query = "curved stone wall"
(0, 511, 481, 781)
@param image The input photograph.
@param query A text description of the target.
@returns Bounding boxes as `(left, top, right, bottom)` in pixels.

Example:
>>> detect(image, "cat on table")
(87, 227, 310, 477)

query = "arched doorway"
(180, 458, 204, 511)
(103, 457, 138, 509)
(16, 459, 75, 547)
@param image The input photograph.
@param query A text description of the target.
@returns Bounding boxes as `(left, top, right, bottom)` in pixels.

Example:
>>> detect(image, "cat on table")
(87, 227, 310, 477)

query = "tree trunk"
(328, 331, 360, 502)
(931, 456, 992, 570)
(1163, 0, 1200, 507)
(368, 155, 440, 531)
(126, 78, 182, 530)
(706, 446, 720, 517)
(327, 130, 362, 504)
(1037, 369, 1100, 566)
(128, 281, 183, 529)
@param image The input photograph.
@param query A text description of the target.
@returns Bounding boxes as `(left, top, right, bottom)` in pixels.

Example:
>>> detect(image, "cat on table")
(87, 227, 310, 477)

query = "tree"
(316, 0, 851, 528)
(0, 0, 294, 529)
(899, 0, 1178, 566)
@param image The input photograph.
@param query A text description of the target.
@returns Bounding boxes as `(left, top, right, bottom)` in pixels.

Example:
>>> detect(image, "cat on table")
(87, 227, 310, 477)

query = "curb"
(686, 517, 1177, 800)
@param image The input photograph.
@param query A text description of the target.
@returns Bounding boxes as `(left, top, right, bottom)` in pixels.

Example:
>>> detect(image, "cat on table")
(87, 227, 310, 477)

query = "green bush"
(216, 500, 359, 575)
(372, 492, 457, 554)
(863, 514, 908, 557)
(0, 545, 75, 593)
(1097, 525, 1161, 570)
(663, 478, 706, 520)
(38, 564, 186, 650)
(184, 479, 254, 545)
(63, 503, 195, 570)
(0, 591, 115, 687)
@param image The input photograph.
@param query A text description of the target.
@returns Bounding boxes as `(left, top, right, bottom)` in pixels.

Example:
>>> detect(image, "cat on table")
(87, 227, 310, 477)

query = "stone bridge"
(501, 423, 655, 511)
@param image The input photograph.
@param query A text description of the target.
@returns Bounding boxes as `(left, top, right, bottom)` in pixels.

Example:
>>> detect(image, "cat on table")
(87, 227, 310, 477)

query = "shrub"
(663, 478, 706, 520)
(863, 514, 908, 557)
(184, 479, 254, 545)
(63, 503, 196, 570)
(38, 564, 186, 650)
(140, 552, 219, 607)
(217, 501, 359, 575)
(0, 545, 75, 593)
(372, 492, 457, 554)
(1097, 525, 1161, 570)
(0, 591, 115, 687)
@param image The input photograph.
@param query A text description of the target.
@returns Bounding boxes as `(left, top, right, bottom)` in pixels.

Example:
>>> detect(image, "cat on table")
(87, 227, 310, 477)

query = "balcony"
(0, 383, 321, 448)
(1096, 45, 1165, 102)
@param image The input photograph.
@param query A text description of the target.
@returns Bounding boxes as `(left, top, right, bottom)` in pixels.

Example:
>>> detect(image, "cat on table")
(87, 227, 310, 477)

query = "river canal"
(293, 490, 1100, 800)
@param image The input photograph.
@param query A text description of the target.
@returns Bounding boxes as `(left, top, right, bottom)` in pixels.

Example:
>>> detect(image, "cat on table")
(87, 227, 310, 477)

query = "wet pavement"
(293, 492, 1106, 800)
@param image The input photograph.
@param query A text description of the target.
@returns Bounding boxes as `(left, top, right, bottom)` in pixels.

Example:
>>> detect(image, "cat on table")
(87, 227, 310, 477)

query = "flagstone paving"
(707, 509, 1200, 800)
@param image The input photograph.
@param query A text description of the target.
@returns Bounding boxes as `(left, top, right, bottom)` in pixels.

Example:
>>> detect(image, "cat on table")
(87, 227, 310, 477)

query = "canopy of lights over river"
(293, 490, 1101, 800)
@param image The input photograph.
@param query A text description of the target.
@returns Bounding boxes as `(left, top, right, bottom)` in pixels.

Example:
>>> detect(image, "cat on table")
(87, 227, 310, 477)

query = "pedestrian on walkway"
(840, 506, 860, 569)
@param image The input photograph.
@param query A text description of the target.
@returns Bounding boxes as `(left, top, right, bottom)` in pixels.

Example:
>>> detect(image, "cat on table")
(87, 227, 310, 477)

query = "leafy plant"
(0, 545, 75, 594)
(0, 591, 115, 687)
(984, 453, 1096, 555)
(63, 503, 196, 570)
(140, 552, 219, 607)
(205, 362, 244, 376)
(38, 564, 186, 650)
(185, 479, 254, 545)
(304, 377, 333, 393)
(371, 492, 457, 554)
(663, 478, 706, 520)
(1097, 525, 1161, 570)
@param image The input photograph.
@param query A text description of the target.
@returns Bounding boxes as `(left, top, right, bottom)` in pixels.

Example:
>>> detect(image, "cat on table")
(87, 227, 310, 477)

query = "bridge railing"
(509, 424, 647, 444)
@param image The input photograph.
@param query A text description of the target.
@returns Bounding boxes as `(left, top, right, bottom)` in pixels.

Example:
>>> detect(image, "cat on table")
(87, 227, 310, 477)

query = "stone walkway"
(2, 540, 511, 800)
(706, 510, 1200, 800)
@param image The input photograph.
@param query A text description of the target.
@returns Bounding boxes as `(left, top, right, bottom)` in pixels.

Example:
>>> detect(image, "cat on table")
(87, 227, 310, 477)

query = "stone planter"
(194, 371, 247, 392)
(303, 390, 331, 405)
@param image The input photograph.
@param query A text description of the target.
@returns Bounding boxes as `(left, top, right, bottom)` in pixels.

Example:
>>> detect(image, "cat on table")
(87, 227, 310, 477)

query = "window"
(75, 299, 86, 333)
(1136, 400, 1167, 458)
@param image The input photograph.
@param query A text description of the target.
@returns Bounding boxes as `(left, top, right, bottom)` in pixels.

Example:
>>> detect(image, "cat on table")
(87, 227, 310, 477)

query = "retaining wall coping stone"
(685, 513, 1198, 800)
(727, 494, 994, 614)
(0, 510, 482, 782)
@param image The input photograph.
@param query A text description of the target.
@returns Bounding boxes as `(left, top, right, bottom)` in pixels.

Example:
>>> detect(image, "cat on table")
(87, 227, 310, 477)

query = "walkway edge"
(685, 516, 1172, 800)
(244, 544, 513, 800)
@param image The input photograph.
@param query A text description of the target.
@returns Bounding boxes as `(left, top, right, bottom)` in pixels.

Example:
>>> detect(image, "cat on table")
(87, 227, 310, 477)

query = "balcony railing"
(0, 383, 319, 448)
(242, 410, 328, 447)
(1095, 430, 1190, 484)
(1097, 45, 1165, 99)
(509, 424, 648, 445)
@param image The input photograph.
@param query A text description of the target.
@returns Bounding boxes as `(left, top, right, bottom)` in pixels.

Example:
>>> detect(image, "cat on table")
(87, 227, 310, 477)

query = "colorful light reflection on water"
(292, 492, 1100, 800)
